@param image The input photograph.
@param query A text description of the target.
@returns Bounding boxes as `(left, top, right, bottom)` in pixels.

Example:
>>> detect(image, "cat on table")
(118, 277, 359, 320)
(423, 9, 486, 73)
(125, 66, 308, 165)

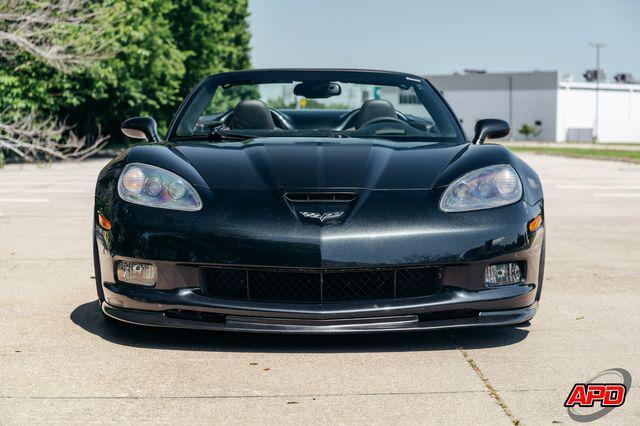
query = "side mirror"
(121, 117, 160, 142)
(472, 119, 510, 144)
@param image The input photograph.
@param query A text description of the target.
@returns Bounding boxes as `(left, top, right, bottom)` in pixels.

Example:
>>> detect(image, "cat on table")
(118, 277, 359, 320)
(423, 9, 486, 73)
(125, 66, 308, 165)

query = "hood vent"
(284, 192, 357, 203)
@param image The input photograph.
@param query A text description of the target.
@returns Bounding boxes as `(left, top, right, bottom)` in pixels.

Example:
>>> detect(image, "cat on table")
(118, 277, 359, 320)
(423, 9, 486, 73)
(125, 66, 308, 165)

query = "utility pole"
(589, 42, 606, 142)
(507, 75, 513, 140)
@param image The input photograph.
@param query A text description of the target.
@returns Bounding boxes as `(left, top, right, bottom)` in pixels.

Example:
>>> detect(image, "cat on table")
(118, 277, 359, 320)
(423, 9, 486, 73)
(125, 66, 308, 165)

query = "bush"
(518, 123, 542, 140)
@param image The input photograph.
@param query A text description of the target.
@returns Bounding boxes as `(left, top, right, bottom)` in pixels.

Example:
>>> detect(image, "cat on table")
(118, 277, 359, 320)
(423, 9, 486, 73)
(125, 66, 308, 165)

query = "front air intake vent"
(200, 266, 442, 304)
(284, 192, 357, 203)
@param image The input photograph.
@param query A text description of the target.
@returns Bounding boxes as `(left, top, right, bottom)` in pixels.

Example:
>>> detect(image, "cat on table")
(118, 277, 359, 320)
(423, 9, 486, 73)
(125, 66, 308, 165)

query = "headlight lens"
(439, 165, 522, 212)
(117, 163, 202, 211)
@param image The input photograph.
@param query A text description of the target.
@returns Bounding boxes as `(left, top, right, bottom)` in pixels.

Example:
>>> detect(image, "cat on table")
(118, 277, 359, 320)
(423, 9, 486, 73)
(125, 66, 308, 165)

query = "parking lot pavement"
(0, 153, 638, 424)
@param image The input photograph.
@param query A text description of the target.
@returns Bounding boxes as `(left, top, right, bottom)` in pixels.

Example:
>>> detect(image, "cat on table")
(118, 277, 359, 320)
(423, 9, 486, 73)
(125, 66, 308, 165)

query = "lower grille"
(250, 270, 320, 302)
(200, 266, 441, 303)
(323, 270, 394, 302)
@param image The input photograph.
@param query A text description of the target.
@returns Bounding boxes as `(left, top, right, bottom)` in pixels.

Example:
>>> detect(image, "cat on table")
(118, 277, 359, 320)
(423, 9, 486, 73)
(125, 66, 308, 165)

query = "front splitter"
(102, 302, 537, 334)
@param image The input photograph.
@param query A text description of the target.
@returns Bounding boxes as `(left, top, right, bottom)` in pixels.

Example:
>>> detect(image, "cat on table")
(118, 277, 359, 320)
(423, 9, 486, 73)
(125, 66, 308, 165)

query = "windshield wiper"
(208, 128, 256, 142)
(210, 128, 352, 140)
(177, 129, 352, 141)
(330, 131, 352, 139)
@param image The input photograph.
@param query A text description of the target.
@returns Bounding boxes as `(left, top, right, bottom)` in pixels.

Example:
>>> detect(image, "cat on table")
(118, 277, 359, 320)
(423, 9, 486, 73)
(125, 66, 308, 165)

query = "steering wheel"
(358, 116, 408, 129)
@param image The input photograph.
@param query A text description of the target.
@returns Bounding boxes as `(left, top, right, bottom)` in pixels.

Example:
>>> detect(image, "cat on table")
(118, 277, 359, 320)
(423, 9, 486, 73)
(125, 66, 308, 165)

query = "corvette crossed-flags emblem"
(298, 210, 345, 223)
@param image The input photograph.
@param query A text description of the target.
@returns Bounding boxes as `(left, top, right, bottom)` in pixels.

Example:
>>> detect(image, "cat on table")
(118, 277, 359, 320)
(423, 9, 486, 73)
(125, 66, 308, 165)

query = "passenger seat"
(228, 100, 276, 130)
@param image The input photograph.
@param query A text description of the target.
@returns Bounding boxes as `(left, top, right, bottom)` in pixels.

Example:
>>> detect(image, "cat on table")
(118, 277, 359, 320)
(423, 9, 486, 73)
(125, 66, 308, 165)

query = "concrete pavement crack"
(449, 332, 522, 425)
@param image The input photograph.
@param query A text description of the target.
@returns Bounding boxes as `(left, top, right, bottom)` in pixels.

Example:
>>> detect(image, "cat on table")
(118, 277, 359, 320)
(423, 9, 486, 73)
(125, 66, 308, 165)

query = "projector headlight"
(439, 164, 522, 212)
(118, 163, 202, 211)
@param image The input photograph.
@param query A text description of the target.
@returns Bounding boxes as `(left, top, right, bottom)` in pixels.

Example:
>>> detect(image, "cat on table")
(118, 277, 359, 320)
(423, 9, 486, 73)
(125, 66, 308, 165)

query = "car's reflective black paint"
(94, 69, 545, 333)
(96, 139, 541, 265)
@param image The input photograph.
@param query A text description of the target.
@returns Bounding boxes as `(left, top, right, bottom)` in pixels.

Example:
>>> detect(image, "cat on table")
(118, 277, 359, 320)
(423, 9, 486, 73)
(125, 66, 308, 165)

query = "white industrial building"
(383, 71, 640, 143)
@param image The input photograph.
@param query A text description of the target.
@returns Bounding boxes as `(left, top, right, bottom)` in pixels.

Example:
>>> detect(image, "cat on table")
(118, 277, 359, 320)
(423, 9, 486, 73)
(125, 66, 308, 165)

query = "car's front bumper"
(95, 188, 544, 333)
(101, 281, 538, 333)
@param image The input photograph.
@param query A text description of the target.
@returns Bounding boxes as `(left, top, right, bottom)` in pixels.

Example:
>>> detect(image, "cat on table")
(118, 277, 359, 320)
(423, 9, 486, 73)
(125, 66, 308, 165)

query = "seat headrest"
(354, 99, 397, 129)
(228, 99, 276, 130)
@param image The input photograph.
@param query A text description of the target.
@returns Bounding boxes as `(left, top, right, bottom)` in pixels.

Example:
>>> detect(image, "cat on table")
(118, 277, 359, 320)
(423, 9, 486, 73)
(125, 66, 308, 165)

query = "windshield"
(170, 70, 464, 143)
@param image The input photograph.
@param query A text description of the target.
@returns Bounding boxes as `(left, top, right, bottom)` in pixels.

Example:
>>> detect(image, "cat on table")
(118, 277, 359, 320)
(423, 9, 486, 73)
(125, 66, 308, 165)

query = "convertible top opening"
(169, 69, 466, 144)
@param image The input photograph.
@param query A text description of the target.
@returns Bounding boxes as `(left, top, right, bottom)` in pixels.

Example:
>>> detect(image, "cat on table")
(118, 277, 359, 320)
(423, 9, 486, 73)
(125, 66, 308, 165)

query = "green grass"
(509, 146, 640, 163)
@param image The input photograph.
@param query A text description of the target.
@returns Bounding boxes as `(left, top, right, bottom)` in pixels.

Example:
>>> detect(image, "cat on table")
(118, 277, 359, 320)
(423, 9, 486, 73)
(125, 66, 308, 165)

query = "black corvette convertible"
(94, 69, 545, 333)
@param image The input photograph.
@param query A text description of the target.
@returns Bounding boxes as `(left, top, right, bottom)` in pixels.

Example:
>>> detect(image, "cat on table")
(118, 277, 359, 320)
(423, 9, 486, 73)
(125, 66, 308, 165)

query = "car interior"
(171, 71, 470, 142)
(195, 98, 435, 135)
(186, 78, 441, 139)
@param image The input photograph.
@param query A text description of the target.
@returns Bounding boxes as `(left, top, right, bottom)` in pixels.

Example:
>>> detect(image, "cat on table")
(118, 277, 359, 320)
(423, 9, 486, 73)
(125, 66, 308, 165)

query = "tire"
(93, 231, 116, 323)
(535, 237, 546, 301)
(93, 234, 105, 304)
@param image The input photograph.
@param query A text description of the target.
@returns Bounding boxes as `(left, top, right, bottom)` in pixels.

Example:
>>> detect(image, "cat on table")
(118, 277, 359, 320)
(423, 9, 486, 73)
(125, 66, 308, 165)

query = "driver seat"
(354, 99, 397, 129)
(228, 99, 276, 130)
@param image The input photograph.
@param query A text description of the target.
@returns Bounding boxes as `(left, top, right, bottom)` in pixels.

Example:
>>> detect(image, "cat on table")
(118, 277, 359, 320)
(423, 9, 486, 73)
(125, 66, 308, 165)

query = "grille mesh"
(323, 270, 394, 301)
(396, 267, 442, 298)
(249, 270, 320, 302)
(201, 268, 247, 299)
(200, 266, 441, 303)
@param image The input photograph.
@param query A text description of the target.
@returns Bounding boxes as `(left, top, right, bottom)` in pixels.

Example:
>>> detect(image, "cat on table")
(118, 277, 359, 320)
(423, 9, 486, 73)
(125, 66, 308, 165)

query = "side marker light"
(97, 212, 112, 230)
(529, 215, 543, 232)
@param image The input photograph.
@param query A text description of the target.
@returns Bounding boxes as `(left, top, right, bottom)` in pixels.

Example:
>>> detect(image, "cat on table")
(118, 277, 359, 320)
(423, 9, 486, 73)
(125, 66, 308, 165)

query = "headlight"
(117, 163, 202, 211)
(439, 165, 522, 212)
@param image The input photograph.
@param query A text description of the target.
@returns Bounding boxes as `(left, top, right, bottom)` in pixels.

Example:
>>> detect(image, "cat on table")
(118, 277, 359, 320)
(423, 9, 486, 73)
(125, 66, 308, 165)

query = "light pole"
(589, 42, 606, 142)
(507, 75, 513, 140)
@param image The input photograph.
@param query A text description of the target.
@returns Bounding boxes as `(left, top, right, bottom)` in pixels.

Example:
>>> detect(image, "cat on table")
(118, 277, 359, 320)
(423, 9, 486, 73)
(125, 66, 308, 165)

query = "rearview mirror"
(293, 81, 341, 99)
(121, 117, 160, 142)
(472, 119, 510, 144)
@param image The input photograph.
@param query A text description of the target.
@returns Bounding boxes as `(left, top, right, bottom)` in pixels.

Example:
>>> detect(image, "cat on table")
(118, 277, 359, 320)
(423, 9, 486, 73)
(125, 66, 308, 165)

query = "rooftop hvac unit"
(583, 69, 605, 82)
(614, 73, 635, 83)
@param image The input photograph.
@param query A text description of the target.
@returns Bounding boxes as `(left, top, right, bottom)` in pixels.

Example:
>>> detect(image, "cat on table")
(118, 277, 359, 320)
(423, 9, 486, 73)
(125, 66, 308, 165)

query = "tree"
(265, 96, 296, 109)
(0, 0, 255, 164)
(0, 0, 113, 72)
(0, 0, 115, 161)
(167, 0, 257, 113)
(60, 0, 187, 141)
(518, 123, 542, 140)
(0, 111, 107, 161)
(168, 0, 253, 96)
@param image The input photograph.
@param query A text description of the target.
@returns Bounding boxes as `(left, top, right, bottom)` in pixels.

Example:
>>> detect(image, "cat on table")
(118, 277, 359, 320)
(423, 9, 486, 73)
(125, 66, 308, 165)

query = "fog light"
(116, 260, 156, 286)
(486, 263, 522, 287)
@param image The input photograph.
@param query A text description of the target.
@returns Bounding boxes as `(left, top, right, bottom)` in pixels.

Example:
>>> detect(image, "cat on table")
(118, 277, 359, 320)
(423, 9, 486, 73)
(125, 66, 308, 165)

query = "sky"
(248, 0, 640, 80)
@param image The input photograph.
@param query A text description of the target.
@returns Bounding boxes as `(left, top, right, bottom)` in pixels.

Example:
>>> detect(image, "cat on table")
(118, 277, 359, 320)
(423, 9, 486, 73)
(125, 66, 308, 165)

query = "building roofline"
(424, 70, 559, 79)
(559, 81, 640, 90)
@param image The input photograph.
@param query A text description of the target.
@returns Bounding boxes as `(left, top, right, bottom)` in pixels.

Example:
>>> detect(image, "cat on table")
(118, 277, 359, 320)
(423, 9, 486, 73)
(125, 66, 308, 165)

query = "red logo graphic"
(564, 384, 627, 408)
(565, 368, 631, 422)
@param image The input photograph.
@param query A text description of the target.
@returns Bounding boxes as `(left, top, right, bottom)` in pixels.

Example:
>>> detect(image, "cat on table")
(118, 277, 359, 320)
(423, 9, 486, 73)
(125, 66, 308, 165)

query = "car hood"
(173, 138, 468, 190)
